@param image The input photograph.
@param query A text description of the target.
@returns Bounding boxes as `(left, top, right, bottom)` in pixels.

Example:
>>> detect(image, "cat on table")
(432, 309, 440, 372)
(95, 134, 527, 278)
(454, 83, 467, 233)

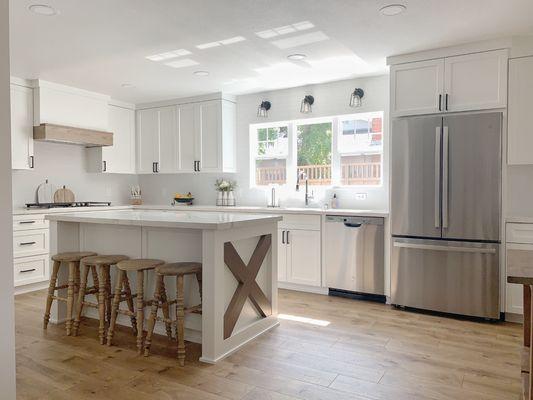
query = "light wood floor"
(16, 289, 522, 400)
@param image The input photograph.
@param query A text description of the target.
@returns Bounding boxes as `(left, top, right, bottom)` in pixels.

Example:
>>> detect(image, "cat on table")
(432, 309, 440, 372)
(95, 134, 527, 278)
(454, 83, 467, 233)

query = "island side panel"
(200, 221, 279, 363)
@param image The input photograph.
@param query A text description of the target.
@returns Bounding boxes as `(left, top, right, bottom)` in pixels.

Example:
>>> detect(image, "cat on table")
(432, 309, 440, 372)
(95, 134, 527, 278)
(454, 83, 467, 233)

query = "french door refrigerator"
(390, 112, 501, 319)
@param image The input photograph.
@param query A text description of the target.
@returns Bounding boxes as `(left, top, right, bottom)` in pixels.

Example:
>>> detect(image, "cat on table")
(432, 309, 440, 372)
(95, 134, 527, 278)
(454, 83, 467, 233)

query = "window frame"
(250, 111, 384, 189)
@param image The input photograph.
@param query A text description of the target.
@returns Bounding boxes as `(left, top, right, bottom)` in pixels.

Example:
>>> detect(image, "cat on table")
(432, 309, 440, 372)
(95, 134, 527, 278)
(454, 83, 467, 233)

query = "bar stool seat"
(107, 259, 165, 354)
(44, 251, 97, 335)
(73, 255, 130, 343)
(145, 262, 203, 366)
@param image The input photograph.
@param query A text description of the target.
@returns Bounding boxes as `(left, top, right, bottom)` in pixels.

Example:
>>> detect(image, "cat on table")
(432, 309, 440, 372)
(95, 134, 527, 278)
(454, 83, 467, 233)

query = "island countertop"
(45, 209, 283, 230)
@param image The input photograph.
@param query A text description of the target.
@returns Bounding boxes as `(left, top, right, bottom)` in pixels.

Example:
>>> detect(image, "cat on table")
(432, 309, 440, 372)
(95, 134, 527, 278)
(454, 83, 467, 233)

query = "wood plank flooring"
(15, 289, 522, 400)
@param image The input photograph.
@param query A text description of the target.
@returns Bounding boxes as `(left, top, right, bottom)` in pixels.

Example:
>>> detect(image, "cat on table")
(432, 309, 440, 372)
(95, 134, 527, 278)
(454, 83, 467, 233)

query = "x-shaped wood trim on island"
(223, 234, 272, 339)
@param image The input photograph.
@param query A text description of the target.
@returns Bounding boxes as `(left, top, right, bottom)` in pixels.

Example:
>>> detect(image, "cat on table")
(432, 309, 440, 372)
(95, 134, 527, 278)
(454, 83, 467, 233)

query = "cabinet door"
(278, 229, 288, 282)
(178, 103, 196, 172)
(136, 108, 160, 173)
(287, 229, 321, 287)
(158, 106, 177, 173)
(390, 59, 444, 117)
(196, 100, 221, 172)
(10, 84, 34, 170)
(508, 56, 533, 165)
(444, 50, 507, 112)
(103, 105, 135, 173)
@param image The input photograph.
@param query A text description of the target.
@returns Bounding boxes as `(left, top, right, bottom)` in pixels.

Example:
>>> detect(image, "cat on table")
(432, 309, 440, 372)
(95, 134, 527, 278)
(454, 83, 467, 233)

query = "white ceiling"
(9, 0, 533, 103)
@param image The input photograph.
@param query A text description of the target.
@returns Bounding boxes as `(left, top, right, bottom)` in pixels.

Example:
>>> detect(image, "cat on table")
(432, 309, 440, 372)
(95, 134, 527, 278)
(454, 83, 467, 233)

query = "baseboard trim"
(505, 312, 523, 323)
(15, 281, 49, 296)
(278, 282, 328, 295)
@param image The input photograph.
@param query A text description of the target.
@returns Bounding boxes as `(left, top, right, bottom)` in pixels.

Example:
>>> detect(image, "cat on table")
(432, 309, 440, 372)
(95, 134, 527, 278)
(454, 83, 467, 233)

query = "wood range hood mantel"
(33, 123, 113, 147)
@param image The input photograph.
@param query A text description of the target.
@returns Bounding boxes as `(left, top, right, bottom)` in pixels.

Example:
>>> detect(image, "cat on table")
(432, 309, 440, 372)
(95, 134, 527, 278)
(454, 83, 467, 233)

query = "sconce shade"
(300, 95, 314, 114)
(350, 88, 364, 108)
(257, 100, 271, 117)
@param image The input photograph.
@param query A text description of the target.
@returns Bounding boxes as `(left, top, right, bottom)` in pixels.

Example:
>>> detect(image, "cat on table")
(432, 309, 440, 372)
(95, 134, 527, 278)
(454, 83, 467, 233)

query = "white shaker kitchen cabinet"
(136, 106, 177, 173)
(444, 50, 507, 112)
(508, 56, 533, 165)
(87, 104, 136, 173)
(286, 229, 322, 287)
(10, 84, 34, 170)
(192, 99, 236, 173)
(390, 59, 444, 117)
(177, 103, 196, 172)
(277, 229, 288, 282)
(137, 108, 160, 173)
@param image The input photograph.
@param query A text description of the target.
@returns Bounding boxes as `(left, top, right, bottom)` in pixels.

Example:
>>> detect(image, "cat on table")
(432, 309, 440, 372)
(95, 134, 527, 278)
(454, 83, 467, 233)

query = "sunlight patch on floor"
(278, 313, 330, 327)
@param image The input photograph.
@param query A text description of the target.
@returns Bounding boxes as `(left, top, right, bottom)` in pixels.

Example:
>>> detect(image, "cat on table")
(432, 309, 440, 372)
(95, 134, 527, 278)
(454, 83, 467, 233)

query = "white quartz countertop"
(136, 204, 389, 217)
(13, 205, 131, 215)
(45, 209, 283, 230)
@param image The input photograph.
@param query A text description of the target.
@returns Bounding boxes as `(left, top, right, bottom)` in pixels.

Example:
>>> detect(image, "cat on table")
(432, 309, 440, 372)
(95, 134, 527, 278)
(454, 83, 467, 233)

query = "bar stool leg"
(43, 260, 61, 329)
(196, 271, 203, 302)
(123, 274, 137, 335)
(98, 265, 108, 344)
(160, 277, 173, 340)
(66, 261, 77, 336)
(104, 266, 112, 324)
(73, 264, 90, 336)
(176, 274, 186, 366)
(144, 274, 163, 356)
(107, 269, 125, 346)
(136, 270, 145, 355)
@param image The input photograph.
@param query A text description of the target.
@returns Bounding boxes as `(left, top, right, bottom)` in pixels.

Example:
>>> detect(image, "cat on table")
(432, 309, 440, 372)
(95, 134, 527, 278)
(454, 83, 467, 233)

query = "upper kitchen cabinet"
(10, 82, 34, 170)
(444, 50, 507, 112)
(136, 106, 177, 174)
(137, 95, 236, 174)
(390, 49, 508, 117)
(390, 59, 444, 117)
(33, 80, 110, 131)
(87, 103, 136, 174)
(508, 56, 533, 165)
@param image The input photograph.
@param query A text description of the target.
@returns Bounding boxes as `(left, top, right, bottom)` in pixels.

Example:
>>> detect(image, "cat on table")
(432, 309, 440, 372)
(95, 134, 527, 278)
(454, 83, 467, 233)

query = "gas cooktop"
(25, 201, 112, 209)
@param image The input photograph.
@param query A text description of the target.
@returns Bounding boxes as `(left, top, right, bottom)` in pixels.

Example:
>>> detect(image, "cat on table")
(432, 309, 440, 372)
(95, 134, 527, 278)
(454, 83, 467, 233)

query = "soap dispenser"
(330, 193, 338, 209)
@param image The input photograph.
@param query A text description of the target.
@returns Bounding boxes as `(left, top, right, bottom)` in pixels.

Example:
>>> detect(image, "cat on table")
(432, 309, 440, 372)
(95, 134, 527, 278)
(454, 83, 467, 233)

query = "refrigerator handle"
(393, 240, 496, 254)
(435, 127, 441, 228)
(442, 126, 449, 229)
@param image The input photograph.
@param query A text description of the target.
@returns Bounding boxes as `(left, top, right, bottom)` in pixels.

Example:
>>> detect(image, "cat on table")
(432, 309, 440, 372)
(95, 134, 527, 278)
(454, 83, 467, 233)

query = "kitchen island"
(46, 209, 282, 363)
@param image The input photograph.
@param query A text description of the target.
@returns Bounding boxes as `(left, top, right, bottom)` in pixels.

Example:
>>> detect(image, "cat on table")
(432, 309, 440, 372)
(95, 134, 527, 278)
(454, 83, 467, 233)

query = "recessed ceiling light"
(287, 54, 307, 61)
(121, 83, 135, 88)
(28, 4, 58, 16)
(379, 4, 406, 16)
(193, 71, 209, 77)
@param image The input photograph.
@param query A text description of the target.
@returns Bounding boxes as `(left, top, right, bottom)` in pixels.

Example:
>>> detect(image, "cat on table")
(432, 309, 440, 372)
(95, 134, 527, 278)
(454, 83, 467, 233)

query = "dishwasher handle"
(344, 222, 362, 228)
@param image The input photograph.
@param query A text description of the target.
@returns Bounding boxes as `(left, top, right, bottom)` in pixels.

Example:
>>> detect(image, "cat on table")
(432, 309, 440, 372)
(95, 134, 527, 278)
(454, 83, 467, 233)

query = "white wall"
(12, 141, 138, 207)
(139, 75, 390, 210)
(0, 0, 17, 397)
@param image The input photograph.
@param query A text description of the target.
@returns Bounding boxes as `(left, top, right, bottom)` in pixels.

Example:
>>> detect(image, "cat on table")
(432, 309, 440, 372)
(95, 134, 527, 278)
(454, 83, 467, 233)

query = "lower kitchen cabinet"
(278, 228, 321, 287)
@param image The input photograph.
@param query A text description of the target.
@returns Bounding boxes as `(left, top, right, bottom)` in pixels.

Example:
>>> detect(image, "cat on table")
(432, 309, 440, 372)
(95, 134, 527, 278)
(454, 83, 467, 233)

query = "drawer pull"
(19, 241, 36, 246)
(20, 268, 36, 273)
(19, 221, 36, 224)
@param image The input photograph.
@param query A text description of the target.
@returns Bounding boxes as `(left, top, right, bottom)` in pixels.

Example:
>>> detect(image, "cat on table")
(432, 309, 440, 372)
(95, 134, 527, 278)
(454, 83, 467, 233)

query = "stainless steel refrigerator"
(390, 112, 501, 319)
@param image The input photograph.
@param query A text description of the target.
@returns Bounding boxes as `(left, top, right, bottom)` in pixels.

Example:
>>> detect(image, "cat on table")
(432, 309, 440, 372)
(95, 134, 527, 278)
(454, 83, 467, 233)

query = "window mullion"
(331, 117, 341, 186)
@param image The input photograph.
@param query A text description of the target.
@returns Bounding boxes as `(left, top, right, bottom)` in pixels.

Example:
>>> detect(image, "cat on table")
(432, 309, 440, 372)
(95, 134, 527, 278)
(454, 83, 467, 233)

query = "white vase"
(217, 191, 224, 206)
(227, 190, 235, 206)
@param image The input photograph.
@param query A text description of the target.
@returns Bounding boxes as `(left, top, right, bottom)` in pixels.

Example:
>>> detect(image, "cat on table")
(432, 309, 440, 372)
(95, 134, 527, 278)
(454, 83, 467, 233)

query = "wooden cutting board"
(54, 186, 75, 203)
(36, 180, 56, 204)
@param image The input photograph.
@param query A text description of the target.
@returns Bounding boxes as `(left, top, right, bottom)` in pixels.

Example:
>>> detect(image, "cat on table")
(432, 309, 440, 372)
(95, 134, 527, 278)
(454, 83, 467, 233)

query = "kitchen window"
(250, 111, 383, 187)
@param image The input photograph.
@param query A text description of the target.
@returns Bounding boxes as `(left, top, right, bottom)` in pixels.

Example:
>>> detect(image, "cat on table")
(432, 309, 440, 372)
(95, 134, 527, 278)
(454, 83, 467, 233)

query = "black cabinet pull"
(197, 160, 200, 172)
(103, 160, 107, 172)
(20, 268, 36, 273)
(282, 230, 285, 244)
(19, 221, 36, 224)
(438, 94, 442, 111)
(19, 241, 36, 246)
(29, 155, 34, 169)
(286, 231, 290, 245)
(445, 94, 449, 111)
(152, 162, 156, 173)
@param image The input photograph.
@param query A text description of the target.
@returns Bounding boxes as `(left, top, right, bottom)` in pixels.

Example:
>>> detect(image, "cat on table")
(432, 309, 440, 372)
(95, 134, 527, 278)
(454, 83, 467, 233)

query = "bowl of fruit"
(173, 192, 194, 206)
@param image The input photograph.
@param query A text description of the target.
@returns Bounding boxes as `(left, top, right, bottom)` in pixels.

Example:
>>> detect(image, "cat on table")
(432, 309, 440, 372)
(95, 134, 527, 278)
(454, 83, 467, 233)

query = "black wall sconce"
(350, 88, 364, 108)
(257, 100, 271, 117)
(300, 95, 314, 114)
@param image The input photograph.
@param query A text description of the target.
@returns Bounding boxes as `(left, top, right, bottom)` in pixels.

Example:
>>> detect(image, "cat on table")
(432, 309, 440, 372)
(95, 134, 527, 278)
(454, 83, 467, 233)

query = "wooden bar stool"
(73, 255, 130, 343)
(43, 251, 97, 335)
(144, 262, 202, 366)
(107, 259, 165, 354)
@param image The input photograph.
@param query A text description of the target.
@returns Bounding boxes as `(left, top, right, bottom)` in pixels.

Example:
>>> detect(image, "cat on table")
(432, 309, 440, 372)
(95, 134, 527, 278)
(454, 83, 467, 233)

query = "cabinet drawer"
(14, 255, 48, 287)
(279, 214, 321, 231)
(13, 229, 49, 257)
(13, 215, 49, 231)
(507, 223, 533, 244)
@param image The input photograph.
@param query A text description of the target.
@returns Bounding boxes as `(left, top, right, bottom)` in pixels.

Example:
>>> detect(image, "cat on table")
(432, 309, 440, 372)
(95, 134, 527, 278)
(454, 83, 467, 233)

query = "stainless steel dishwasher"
(325, 215, 385, 299)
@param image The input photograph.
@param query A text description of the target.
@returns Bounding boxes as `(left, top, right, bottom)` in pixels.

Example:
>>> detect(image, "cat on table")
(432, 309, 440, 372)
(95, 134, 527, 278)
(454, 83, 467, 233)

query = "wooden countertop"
(507, 249, 533, 285)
